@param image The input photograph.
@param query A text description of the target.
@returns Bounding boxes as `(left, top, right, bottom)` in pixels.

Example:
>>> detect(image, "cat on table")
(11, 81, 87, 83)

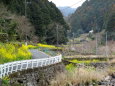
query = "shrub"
(0, 43, 31, 64)
(65, 64, 76, 71)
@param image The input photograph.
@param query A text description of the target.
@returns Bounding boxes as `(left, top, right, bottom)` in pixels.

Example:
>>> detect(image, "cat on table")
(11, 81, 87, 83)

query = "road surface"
(29, 49, 50, 59)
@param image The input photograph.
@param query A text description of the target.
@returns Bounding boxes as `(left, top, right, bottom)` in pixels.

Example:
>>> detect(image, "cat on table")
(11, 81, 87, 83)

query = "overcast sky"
(48, 0, 86, 8)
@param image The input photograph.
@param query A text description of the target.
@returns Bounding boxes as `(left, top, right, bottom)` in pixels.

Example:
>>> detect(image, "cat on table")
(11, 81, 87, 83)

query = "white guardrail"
(0, 55, 62, 79)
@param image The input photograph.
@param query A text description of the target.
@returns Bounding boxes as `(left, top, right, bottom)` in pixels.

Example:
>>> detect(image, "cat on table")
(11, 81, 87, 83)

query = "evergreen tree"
(0, 0, 69, 44)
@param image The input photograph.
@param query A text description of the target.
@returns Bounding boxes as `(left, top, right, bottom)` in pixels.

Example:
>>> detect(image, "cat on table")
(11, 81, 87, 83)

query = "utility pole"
(25, 0, 27, 17)
(95, 19, 98, 56)
(71, 32, 76, 52)
(25, 0, 31, 17)
(25, 0, 27, 46)
(96, 34, 98, 55)
(24, 0, 31, 46)
(106, 32, 108, 57)
(56, 24, 59, 53)
(72, 32, 75, 45)
(56, 24, 59, 47)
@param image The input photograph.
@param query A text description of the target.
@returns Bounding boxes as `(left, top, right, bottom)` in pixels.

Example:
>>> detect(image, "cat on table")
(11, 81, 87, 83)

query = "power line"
(61, 0, 85, 11)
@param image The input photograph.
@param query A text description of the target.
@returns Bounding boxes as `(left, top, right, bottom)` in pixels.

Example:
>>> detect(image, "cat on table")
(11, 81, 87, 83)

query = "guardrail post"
(7, 64, 9, 76)
(45, 59, 47, 66)
(32, 61, 33, 69)
(3, 65, 5, 77)
(26, 61, 28, 69)
(60, 55, 62, 61)
(16, 62, 18, 72)
(11, 64, 13, 73)
(37, 60, 39, 67)
(20, 62, 23, 71)
(4, 65, 6, 76)
(48, 59, 50, 65)
(0, 65, 2, 79)
(55, 57, 58, 63)
(41, 60, 43, 67)
(53, 58, 55, 64)
(52, 58, 54, 64)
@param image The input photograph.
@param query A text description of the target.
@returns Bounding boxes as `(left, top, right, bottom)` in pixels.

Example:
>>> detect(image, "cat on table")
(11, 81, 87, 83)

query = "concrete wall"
(9, 62, 65, 86)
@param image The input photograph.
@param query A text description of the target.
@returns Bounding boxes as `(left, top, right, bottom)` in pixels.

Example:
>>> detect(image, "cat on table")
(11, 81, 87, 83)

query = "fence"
(0, 55, 62, 79)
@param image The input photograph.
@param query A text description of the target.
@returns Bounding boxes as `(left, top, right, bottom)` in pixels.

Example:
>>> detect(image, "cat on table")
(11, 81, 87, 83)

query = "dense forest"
(0, 0, 69, 44)
(69, 0, 115, 40)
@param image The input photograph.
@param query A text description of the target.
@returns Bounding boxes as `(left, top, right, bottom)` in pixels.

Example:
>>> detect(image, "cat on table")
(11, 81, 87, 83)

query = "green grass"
(70, 59, 101, 64)
(65, 63, 76, 71)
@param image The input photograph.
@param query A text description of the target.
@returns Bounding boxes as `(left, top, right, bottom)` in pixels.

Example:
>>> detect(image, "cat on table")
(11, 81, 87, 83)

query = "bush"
(0, 43, 31, 64)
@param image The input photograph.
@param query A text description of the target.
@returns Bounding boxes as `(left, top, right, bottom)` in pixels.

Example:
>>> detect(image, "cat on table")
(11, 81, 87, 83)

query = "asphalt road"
(29, 49, 50, 59)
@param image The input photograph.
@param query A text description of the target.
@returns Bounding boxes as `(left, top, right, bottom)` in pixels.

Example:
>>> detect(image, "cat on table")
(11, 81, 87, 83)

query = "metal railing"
(0, 55, 62, 79)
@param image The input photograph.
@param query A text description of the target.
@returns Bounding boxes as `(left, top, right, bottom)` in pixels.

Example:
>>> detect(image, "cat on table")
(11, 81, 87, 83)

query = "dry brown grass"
(50, 68, 108, 86)
(111, 59, 115, 63)
(108, 41, 115, 55)
(109, 59, 115, 64)
(63, 40, 115, 56)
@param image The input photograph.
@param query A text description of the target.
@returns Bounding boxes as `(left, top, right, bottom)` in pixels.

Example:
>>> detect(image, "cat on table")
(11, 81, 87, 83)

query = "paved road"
(29, 49, 50, 59)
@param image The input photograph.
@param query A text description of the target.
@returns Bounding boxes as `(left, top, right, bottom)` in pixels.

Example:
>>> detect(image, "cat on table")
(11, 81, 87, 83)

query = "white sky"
(48, 0, 86, 8)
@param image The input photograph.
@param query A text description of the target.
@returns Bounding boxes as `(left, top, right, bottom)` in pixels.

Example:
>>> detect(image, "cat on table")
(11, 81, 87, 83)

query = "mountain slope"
(0, 0, 69, 44)
(0, 3, 35, 41)
(69, 0, 115, 39)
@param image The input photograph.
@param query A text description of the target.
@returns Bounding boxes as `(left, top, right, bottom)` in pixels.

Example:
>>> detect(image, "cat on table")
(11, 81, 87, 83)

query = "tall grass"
(50, 67, 108, 86)
(110, 59, 115, 64)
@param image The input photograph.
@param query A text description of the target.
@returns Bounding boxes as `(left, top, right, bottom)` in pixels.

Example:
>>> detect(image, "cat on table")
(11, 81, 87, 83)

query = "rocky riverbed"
(99, 73, 115, 86)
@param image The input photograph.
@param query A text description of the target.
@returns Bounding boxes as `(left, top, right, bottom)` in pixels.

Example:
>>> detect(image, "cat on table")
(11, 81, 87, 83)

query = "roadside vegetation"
(0, 43, 31, 64)
(0, 42, 63, 86)
(70, 59, 102, 64)
(50, 63, 115, 86)
(0, 42, 62, 64)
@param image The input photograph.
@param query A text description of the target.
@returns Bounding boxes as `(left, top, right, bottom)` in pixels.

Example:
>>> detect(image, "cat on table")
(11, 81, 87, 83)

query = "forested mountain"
(58, 6, 76, 17)
(0, 0, 69, 44)
(69, 0, 115, 40)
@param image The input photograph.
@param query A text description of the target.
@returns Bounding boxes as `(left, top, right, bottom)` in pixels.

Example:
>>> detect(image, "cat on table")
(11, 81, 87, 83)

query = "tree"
(0, 0, 69, 44)
(69, 0, 115, 38)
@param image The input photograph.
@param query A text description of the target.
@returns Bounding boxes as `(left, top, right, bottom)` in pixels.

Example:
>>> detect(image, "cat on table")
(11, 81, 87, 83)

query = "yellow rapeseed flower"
(27, 45, 36, 49)
(0, 43, 31, 64)
(37, 43, 62, 49)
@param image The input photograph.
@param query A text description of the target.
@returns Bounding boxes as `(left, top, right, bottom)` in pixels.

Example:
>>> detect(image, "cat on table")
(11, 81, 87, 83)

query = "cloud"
(48, 0, 86, 8)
